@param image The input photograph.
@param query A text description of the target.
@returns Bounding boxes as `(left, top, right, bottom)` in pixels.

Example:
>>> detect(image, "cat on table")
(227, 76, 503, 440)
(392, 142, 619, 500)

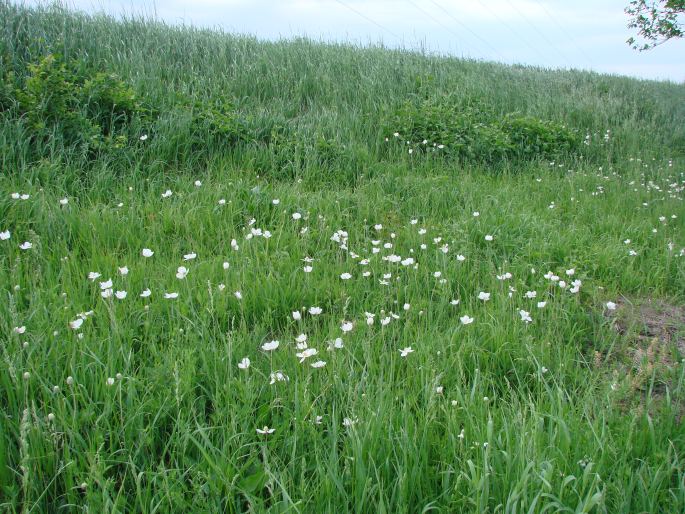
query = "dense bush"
(502, 114, 579, 158)
(0, 53, 263, 165)
(384, 97, 580, 162)
(1, 53, 144, 155)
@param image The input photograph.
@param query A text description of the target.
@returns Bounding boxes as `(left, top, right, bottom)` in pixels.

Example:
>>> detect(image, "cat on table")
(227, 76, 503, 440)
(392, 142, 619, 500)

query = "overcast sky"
(22, 0, 685, 82)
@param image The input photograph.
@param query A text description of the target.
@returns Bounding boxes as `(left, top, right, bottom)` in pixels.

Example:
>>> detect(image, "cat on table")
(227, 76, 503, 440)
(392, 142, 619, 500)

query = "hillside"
(1, 2, 684, 513)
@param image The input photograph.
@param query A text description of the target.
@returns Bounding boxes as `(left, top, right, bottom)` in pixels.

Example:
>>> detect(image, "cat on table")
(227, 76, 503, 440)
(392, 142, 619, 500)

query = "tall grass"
(1, 0, 684, 178)
(1, 2, 684, 512)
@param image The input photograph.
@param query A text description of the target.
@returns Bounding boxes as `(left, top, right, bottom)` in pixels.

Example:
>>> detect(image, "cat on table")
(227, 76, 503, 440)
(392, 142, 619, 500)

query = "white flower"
(238, 357, 251, 369)
(194, 180, 202, 187)
(399, 347, 414, 357)
(223, 261, 230, 270)
(59, 197, 69, 206)
(309, 306, 322, 315)
(99, 279, 113, 289)
(477, 292, 490, 301)
(87, 271, 101, 281)
(118, 266, 129, 276)
(161, 190, 173, 198)
(218, 199, 226, 205)
(164, 292, 179, 299)
(311, 360, 326, 368)
(19, 242, 32, 250)
(296, 347, 318, 362)
(340, 272, 352, 280)
(460, 315, 474, 325)
(234, 291, 242, 300)
(101, 288, 113, 298)
(341, 321, 353, 333)
(292, 212, 302, 220)
(292, 311, 302, 321)
(537, 301, 547, 308)
(606, 301, 617, 311)
(107, 377, 115, 386)
(303, 266, 313, 273)
(69, 318, 84, 330)
(484, 235, 493, 241)
(14, 326, 26, 334)
(436, 386, 444, 394)
(519, 310, 532, 323)
(141, 248, 154, 257)
(0, 230, 10, 240)
(269, 371, 289, 384)
(115, 290, 127, 300)
(403, 303, 411, 311)
(525, 290, 537, 299)
(256, 426, 275, 434)
(343, 417, 357, 427)
(272, 199, 280, 205)
(456, 254, 466, 262)
(140, 289, 151, 298)
(295, 333, 308, 343)
(473, 211, 480, 217)
(328, 338, 344, 350)
(139, 134, 148, 141)
(262, 340, 279, 351)
(183, 253, 197, 261)
(231, 239, 239, 251)
(176, 266, 189, 279)
(565, 268, 575, 276)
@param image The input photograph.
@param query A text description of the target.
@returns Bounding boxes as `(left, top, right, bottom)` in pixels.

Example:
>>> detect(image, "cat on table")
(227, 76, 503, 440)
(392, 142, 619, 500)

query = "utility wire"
(503, 0, 573, 68)
(404, 0, 489, 60)
(331, 0, 402, 41)
(529, 0, 595, 69)
(426, 0, 508, 62)
(471, 0, 550, 65)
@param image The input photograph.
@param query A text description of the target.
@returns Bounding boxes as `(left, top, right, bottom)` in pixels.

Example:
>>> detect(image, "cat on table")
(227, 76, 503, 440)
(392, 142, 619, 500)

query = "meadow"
(1, 2, 685, 512)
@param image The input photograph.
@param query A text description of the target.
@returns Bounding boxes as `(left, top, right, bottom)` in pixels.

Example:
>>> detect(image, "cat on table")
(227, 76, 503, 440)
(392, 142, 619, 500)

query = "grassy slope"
(1, 2, 685, 513)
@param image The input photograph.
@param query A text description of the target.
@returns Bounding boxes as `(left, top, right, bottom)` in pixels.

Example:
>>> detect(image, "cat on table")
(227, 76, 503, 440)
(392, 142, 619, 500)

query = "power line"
(426, 0, 508, 62)
(331, 0, 402, 41)
(528, 0, 595, 69)
(502, 0, 573, 68)
(407, 0, 484, 58)
(471, 0, 550, 65)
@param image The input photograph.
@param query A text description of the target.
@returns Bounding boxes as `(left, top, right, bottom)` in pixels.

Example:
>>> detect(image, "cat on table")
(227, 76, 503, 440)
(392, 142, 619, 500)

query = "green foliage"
(0, 3, 684, 512)
(178, 95, 251, 146)
(626, 0, 684, 50)
(2, 53, 143, 156)
(502, 114, 579, 158)
(385, 97, 580, 163)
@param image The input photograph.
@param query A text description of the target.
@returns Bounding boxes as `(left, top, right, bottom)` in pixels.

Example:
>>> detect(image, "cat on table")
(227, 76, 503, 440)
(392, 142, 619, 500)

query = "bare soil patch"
(600, 298, 685, 419)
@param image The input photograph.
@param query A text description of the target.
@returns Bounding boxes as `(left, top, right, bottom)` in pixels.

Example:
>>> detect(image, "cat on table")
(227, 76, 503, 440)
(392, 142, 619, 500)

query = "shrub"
(384, 96, 580, 163)
(502, 114, 579, 158)
(2, 53, 144, 156)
